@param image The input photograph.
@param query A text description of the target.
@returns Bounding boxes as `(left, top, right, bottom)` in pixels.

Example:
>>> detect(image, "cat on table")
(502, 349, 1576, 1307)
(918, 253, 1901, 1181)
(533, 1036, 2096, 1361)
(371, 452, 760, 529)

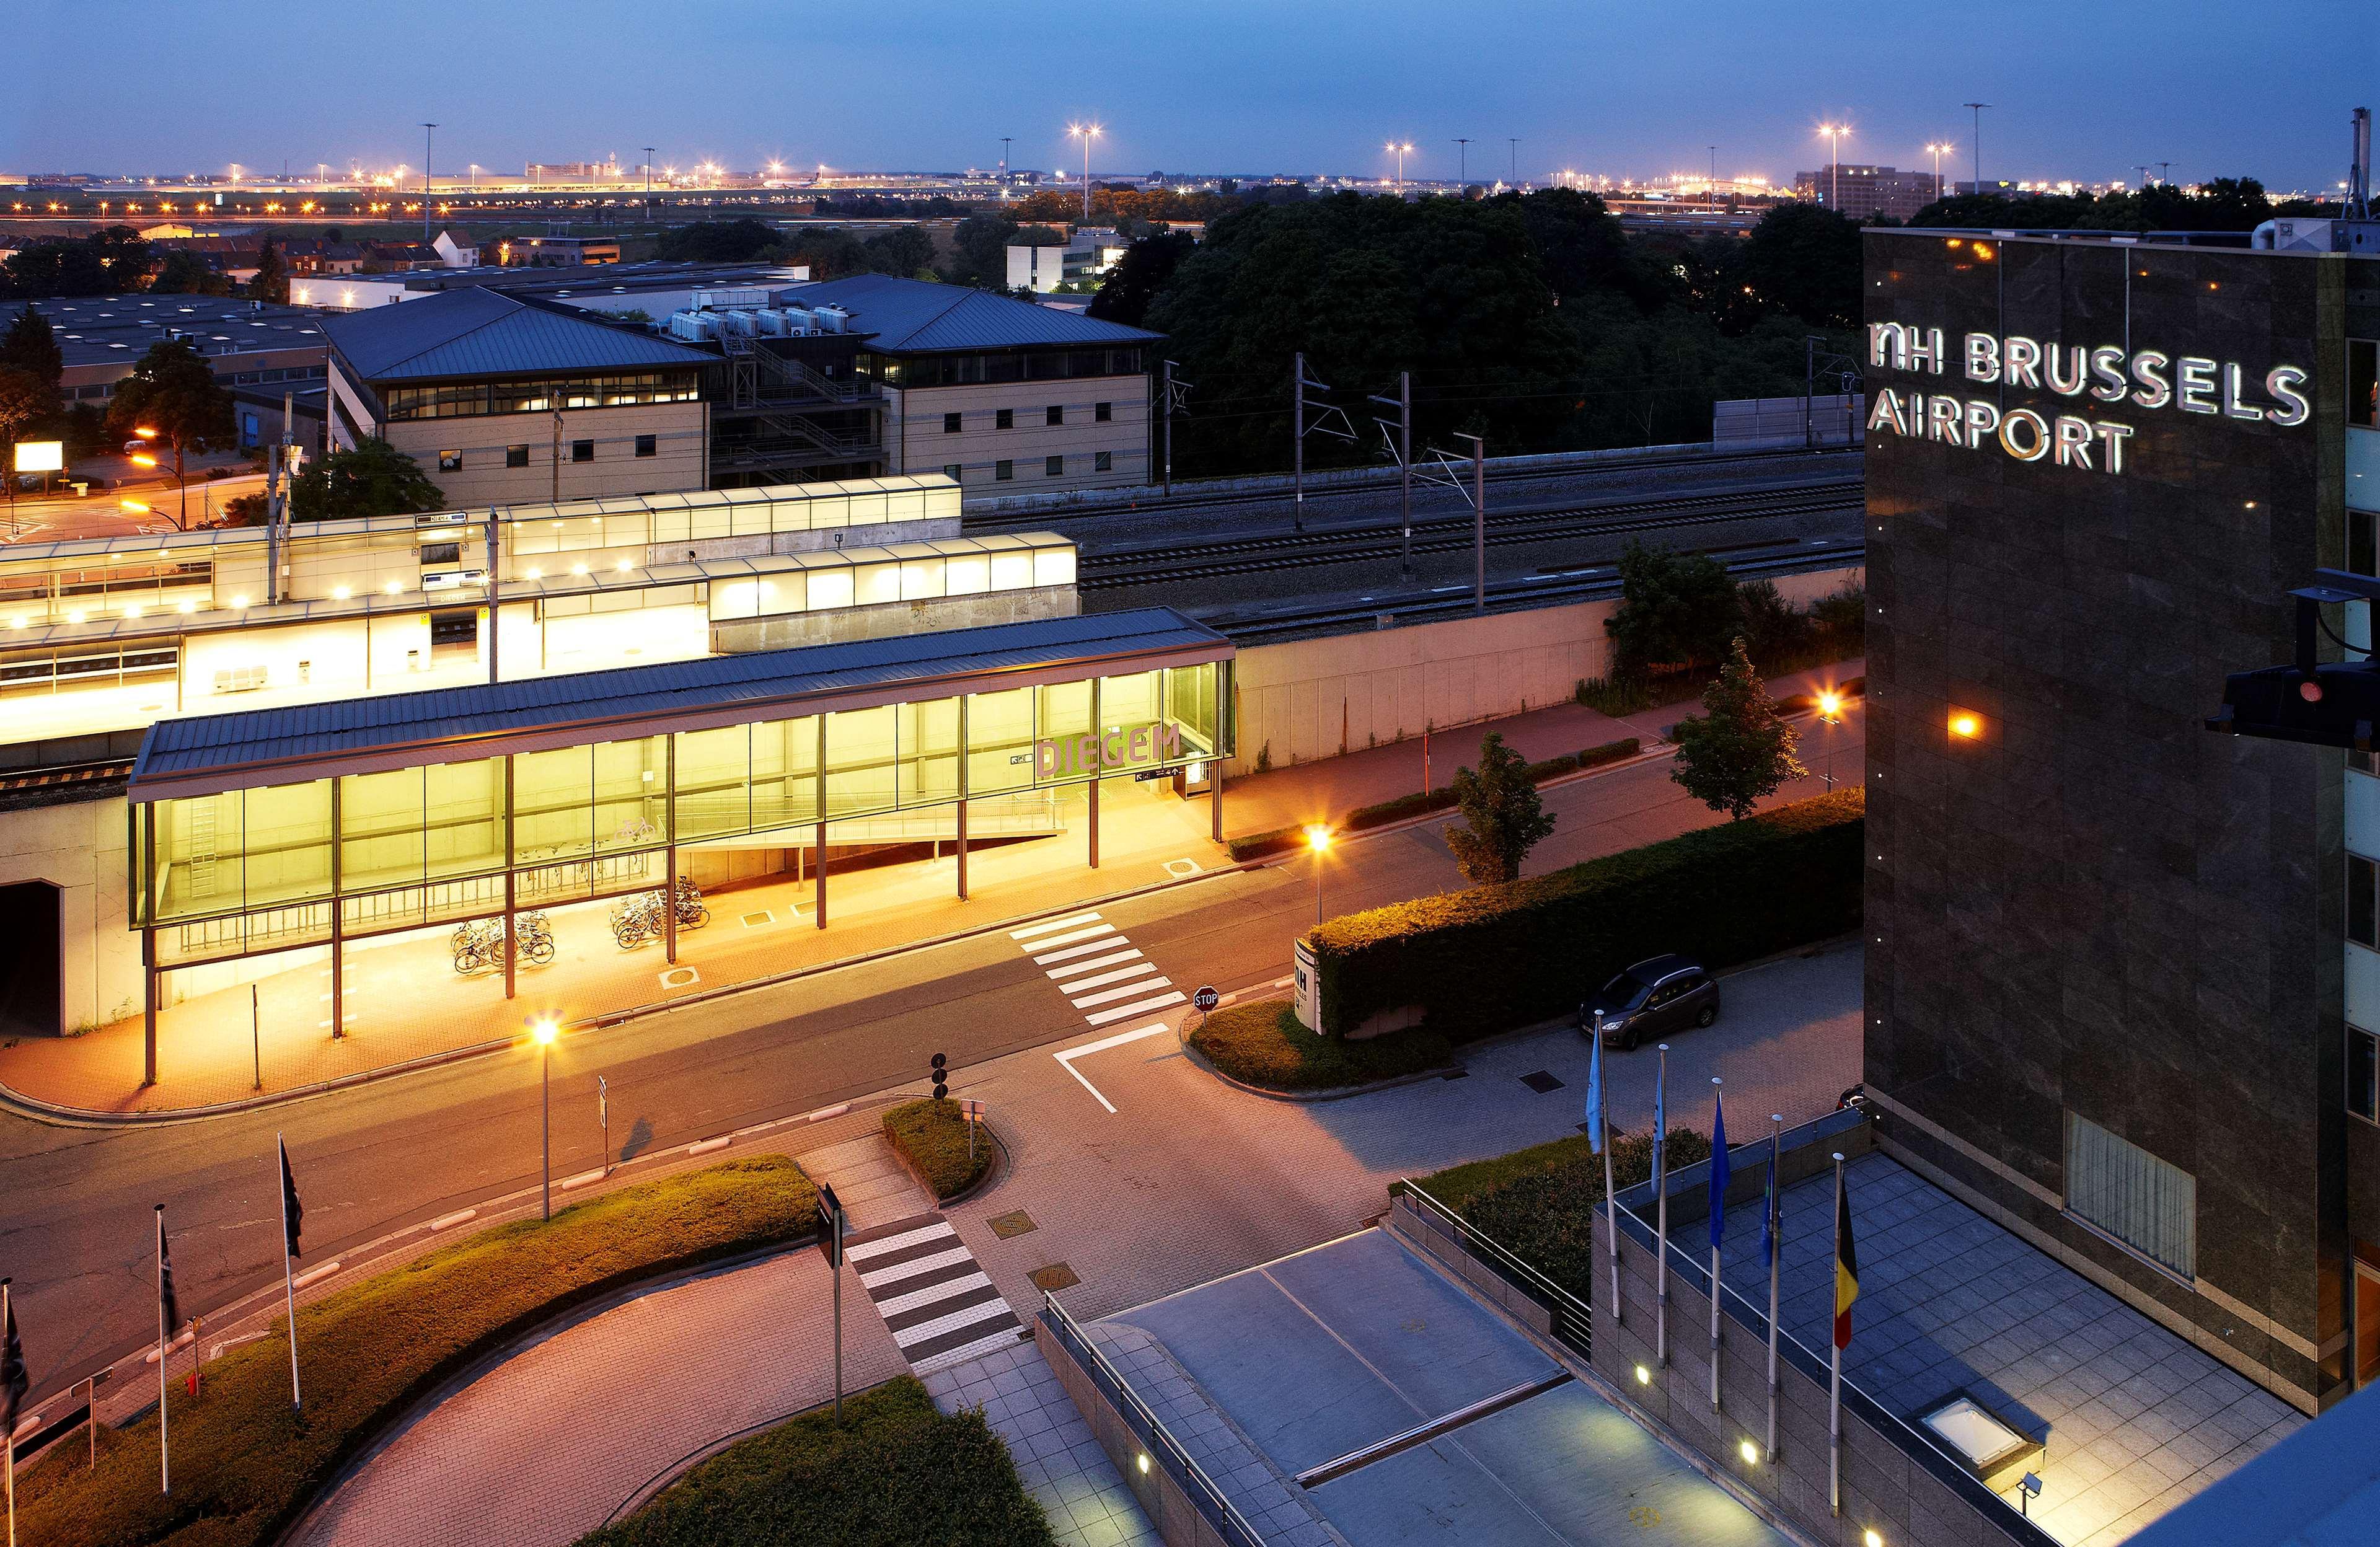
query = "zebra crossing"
(844, 1213, 1024, 1374)
(1010, 909, 1186, 1026)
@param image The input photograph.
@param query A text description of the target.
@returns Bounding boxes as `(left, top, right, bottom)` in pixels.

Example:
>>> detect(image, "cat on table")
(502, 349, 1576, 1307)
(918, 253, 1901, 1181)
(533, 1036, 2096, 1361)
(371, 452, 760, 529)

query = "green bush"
(882, 1098, 994, 1199)
(16, 1157, 821, 1547)
(578, 1375, 1056, 1546)
(1224, 739, 1641, 863)
(1308, 786, 1863, 1039)
(1189, 999, 1452, 1091)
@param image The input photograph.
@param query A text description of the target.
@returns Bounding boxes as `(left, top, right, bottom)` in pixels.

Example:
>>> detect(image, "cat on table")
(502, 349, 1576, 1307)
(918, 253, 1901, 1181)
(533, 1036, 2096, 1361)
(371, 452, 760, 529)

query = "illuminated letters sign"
(1865, 322, 2308, 475)
(1035, 722, 1184, 778)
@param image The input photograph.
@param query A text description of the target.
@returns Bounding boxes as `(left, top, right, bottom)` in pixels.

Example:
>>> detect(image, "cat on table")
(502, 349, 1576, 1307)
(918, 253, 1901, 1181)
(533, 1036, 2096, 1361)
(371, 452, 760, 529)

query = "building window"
(2351, 339, 2377, 429)
(2065, 1110, 2196, 1279)
(1046, 455, 1064, 477)
(571, 439, 595, 463)
(995, 459, 1013, 482)
(1095, 400, 1112, 422)
(943, 412, 961, 433)
(438, 449, 462, 472)
(1095, 451, 1113, 472)
(2352, 749, 2378, 778)
(995, 408, 1014, 430)
(505, 444, 529, 469)
(2352, 1026, 2380, 1124)
(634, 434, 657, 459)
(2353, 855, 2378, 948)
(2353, 508, 2376, 579)
(1046, 405, 1064, 426)
(943, 464, 962, 481)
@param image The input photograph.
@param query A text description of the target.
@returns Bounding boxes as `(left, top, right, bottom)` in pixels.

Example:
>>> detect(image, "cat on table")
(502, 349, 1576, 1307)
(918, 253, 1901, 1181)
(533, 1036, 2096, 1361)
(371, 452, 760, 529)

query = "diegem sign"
(1035, 722, 1184, 778)
(1866, 322, 2310, 474)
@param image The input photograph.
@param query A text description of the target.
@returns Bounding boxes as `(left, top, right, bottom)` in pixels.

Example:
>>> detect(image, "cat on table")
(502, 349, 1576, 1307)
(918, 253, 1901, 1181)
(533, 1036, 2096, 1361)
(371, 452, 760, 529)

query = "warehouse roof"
(780, 273, 1161, 354)
(321, 286, 715, 382)
(0, 296, 327, 374)
(128, 606, 1230, 798)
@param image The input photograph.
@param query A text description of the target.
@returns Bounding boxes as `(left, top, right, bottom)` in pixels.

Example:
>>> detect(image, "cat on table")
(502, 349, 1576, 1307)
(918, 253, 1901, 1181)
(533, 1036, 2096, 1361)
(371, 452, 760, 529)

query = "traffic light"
(931, 1052, 948, 1100)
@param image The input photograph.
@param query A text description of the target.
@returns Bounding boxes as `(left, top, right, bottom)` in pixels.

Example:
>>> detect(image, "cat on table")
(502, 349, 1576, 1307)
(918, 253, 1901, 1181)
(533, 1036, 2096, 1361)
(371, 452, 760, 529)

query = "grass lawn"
(881, 1098, 994, 1199)
(1188, 998, 1452, 1091)
(17, 1155, 819, 1547)
(1412, 1127, 1712, 1305)
(576, 1375, 1056, 1547)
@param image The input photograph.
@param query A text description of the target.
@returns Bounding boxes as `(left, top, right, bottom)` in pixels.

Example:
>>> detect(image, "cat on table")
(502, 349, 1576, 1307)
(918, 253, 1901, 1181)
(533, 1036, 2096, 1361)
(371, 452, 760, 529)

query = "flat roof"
(780, 273, 1161, 353)
(128, 606, 1229, 799)
(0, 297, 328, 372)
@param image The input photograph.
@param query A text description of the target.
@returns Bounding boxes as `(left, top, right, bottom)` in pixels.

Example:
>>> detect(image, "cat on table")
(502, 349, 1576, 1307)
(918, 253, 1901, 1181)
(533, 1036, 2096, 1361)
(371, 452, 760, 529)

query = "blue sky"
(6, 0, 2371, 191)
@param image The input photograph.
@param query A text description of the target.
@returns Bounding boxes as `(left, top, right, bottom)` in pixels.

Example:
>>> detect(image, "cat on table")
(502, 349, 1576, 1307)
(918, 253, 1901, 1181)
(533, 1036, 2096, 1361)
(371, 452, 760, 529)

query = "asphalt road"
(0, 726, 1862, 1403)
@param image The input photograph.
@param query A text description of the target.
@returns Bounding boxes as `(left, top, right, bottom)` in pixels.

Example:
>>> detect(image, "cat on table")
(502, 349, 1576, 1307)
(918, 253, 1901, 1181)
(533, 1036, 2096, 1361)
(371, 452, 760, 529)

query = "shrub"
(15, 1157, 821, 1547)
(1307, 787, 1863, 1039)
(1189, 999, 1452, 1090)
(882, 1098, 994, 1199)
(578, 1375, 1056, 1546)
(1223, 740, 1639, 863)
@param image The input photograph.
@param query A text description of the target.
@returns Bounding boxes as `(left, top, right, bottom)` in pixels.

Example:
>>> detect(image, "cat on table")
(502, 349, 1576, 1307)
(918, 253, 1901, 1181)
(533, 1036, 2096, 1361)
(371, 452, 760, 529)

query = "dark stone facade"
(1862, 230, 2376, 1414)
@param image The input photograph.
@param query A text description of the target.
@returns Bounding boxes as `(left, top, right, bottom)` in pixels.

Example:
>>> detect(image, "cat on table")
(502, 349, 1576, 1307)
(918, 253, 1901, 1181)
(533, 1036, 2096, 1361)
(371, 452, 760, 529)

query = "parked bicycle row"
(444, 879, 713, 976)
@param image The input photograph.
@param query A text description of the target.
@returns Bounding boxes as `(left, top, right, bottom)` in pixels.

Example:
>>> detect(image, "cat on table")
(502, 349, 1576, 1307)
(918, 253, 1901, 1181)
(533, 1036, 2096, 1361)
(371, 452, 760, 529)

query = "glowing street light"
(531, 1016, 559, 1219)
(1305, 824, 1334, 924)
(1068, 121, 1103, 220)
(1815, 689, 1849, 790)
(1384, 140, 1415, 194)
(1924, 141, 1954, 201)
(1817, 125, 1851, 210)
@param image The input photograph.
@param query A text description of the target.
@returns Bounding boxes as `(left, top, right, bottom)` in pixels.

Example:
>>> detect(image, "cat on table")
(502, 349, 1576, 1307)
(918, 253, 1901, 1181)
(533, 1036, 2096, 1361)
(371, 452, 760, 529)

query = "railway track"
(1079, 480, 1862, 590)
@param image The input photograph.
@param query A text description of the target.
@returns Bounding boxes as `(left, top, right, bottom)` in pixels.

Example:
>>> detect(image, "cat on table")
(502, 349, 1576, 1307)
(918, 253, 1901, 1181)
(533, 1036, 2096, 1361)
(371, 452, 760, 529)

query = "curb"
(879, 1104, 1010, 1211)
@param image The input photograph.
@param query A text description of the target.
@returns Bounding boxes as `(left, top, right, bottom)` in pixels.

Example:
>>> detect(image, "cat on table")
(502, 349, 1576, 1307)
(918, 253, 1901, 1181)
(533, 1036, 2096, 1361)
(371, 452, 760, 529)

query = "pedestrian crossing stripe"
(843, 1213, 1023, 1373)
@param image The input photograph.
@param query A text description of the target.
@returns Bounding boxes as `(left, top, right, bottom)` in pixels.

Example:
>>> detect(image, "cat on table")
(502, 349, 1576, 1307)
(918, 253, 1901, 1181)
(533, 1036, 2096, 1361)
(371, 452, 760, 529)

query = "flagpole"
(1654, 1044, 1669, 1367)
(1766, 1114, 1782, 1463)
(1595, 1014, 1619, 1327)
(1709, 1078, 1723, 1414)
(279, 1135, 301, 1412)
(4, 1278, 15, 1547)
(1829, 1152, 1844, 1518)
(154, 1204, 169, 1497)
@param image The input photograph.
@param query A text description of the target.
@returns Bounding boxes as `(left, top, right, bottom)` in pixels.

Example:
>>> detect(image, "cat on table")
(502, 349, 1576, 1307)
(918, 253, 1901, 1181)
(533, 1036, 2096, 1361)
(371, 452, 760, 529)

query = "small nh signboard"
(1293, 940, 1321, 1031)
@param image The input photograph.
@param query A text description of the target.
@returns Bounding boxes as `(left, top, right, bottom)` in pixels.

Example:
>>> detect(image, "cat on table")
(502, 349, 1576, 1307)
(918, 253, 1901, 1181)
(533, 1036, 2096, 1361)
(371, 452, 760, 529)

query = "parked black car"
(1580, 954, 1719, 1049)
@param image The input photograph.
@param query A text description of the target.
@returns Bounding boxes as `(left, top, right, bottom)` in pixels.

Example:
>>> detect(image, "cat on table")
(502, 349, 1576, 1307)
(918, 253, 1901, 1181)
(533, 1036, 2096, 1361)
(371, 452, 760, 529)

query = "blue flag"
(1760, 1139, 1779, 1265)
(1707, 1090, 1730, 1251)
(1583, 1028, 1605, 1156)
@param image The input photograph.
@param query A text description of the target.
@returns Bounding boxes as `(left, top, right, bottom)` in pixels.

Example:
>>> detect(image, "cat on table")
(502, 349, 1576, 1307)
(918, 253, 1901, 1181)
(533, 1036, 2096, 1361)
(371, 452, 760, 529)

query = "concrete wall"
(0, 793, 141, 1034)
(1034, 1317, 1245, 1547)
(374, 400, 709, 508)
(1223, 564, 1862, 777)
(889, 376, 1149, 495)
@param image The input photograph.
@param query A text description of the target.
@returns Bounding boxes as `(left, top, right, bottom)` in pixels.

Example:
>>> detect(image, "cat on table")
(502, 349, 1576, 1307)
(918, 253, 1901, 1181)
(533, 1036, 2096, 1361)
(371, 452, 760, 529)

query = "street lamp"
(420, 123, 437, 245)
(1925, 141, 1952, 201)
(1816, 690, 1845, 791)
(1385, 141, 1414, 195)
(1305, 825, 1333, 925)
(531, 1016, 558, 1219)
(1068, 122, 1103, 221)
(1817, 125, 1850, 211)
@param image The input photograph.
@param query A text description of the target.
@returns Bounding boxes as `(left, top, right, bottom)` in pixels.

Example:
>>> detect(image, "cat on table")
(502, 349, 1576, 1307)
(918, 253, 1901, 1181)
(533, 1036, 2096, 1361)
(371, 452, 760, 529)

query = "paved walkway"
(925, 1341, 1161, 1547)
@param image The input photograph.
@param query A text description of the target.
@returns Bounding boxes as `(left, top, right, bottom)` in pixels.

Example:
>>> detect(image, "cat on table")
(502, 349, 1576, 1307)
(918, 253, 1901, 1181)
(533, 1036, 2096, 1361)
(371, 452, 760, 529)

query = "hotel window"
(571, 439, 594, 463)
(995, 408, 1014, 430)
(1096, 451, 1112, 472)
(1095, 401, 1112, 422)
(2065, 1110, 2196, 1279)
(438, 449, 462, 471)
(2353, 854, 2378, 949)
(505, 444, 529, 469)
(2351, 339, 2377, 429)
(2353, 1026, 2380, 1124)
(1046, 455, 1063, 477)
(995, 459, 1013, 482)
(943, 464, 962, 481)
(2353, 509, 2376, 579)
(943, 412, 961, 433)
(1046, 405, 1064, 426)
(634, 434, 656, 458)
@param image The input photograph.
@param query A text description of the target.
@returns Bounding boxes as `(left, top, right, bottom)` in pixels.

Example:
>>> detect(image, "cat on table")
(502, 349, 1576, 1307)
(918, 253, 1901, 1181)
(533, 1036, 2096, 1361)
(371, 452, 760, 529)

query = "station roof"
(780, 273, 1161, 354)
(322, 286, 715, 383)
(128, 606, 1229, 799)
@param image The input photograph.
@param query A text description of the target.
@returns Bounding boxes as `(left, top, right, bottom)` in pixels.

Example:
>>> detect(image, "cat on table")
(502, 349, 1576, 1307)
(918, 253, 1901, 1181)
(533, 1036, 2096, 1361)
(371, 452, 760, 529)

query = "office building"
(1796, 164, 1942, 221)
(1860, 221, 2380, 1415)
(0, 296, 328, 411)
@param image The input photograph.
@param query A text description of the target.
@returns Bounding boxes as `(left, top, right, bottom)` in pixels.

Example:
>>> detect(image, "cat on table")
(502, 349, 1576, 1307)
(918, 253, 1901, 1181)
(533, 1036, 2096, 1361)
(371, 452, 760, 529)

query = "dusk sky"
(7, 0, 2371, 191)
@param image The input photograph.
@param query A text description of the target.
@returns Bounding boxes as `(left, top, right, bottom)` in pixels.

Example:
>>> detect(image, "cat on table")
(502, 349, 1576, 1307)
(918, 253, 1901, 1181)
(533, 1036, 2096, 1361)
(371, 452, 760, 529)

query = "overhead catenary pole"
(1654, 1043, 1670, 1367)
(1399, 372, 1413, 576)
(1829, 1150, 1847, 1515)
(1293, 351, 1305, 529)
(484, 509, 500, 685)
(1161, 359, 1173, 496)
(1467, 433, 1485, 612)
(1964, 103, 1990, 193)
(421, 123, 436, 245)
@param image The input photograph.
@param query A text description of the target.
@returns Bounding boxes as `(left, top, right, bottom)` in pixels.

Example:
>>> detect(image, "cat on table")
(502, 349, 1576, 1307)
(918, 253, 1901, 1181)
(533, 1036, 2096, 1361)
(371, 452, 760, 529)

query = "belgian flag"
(1832, 1169, 1859, 1351)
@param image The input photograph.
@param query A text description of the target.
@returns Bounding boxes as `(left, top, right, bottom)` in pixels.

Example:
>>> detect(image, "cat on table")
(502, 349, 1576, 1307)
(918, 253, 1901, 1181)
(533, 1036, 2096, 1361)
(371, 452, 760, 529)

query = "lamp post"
(1963, 103, 1991, 193)
(1926, 141, 1951, 201)
(1068, 122, 1102, 221)
(420, 123, 436, 245)
(531, 1017, 557, 1219)
(1816, 690, 1844, 791)
(1817, 125, 1849, 210)
(1305, 825, 1333, 924)
(1385, 141, 1414, 195)
(1708, 147, 1718, 210)
(1454, 138, 1470, 190)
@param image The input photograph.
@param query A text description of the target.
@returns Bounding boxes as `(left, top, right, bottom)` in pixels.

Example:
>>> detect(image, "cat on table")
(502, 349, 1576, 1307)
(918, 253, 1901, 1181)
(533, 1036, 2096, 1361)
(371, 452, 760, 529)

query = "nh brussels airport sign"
(1866, 323, 2309, 474)
(1035, 722, 1185, 778)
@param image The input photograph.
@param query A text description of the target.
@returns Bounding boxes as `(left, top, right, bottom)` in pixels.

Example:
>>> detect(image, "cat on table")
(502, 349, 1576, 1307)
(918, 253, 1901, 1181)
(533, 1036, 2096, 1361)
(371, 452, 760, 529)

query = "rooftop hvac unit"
(691, 288, 772, 312)
(667, 310, 721, 342)
(753, 309, 791, 336)
(714, 310, 757, 338)
(812, 304, 849, 333)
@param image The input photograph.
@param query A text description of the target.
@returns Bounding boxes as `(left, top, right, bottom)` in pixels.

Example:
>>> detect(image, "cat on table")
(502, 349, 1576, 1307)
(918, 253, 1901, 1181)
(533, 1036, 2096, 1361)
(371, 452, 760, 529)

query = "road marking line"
(1025, 923, 1115, 953)
(892, 1297, 1019, 1347)
(1083, 990, 1186, 1026)
(845, 1222, 956, 1263)
(1072, 974, 1171, 1008)
(1032, 935, 1128, 965)
(1046, 948, 1144, 981)
(1010, 910, 1101, 940)
(1054, 1020, 1176, 1112)
(876, 1269, 994, 1318)
(859, 1246, 976, 1290)
(1062, 962, 1162, 995)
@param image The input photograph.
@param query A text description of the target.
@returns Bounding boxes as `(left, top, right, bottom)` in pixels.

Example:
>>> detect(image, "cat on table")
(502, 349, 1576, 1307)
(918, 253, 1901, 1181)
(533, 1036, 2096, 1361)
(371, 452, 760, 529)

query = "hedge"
(882, 1098, 994, 1200)
(1189, 998, 1452, 1091)
(576, 1375, 1055, 1547)
(1308, 785, 1864, 1039)
(1227, 738, 1642, 863)
(16, 1156, 821, 1547)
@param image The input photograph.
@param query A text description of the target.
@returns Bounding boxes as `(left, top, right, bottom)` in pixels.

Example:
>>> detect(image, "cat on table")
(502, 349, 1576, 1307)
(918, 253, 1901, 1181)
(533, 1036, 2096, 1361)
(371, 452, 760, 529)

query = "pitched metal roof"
(322, 286, 714, 382)
(129, 607, 1230, 798)
(784, 274, 1162, 354)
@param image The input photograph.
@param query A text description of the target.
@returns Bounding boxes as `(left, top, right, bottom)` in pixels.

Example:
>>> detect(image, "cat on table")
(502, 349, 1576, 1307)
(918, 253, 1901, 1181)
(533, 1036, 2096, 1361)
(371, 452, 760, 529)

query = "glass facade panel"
(826, 706, 897, 818)
(424, 758, 506, 881)
(154, 790, 245, 922)
(676, 725, 751, 840)
(1168, 663, 1219, 752)
(340, 767, 426, 894)
(750, 716, 820, 834)
(593, 736, 668, 852)
(515, 746, 594, 865)
(900, 699, 961, 806)
(966, 688, 1036, 795)
(243, 780, 333, 909)
(1038, 681, 1091, 779)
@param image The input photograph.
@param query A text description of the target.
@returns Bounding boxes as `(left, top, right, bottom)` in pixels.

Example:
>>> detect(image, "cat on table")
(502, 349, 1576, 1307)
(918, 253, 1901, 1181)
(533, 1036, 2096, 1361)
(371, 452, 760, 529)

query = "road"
(2, 472, 263, 544)
(0, 723, 1862, 1404)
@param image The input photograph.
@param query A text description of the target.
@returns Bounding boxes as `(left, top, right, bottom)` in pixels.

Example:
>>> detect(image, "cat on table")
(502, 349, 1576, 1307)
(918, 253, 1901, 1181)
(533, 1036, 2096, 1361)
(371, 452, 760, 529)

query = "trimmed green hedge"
(1308, 786, 1864, 1039)
(882, 1098, 994, 1199)
(577, 1375, 1056, 1546)
(17, 1157, 821, 1547)
(1189, 998, 1452, 1091)
(1227, 738, 1643, 863)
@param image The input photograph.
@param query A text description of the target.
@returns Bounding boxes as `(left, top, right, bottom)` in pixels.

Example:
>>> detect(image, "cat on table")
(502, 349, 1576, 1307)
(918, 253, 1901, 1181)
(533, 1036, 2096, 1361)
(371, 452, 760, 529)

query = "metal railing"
(1396, 1179, 1595, 1363)
(1039, 1293, 1266, 1547)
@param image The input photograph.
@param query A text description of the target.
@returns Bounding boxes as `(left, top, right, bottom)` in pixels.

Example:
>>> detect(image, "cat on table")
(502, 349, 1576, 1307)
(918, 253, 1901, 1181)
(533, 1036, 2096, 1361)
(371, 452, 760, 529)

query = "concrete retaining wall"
(1034, 1316, 1242, 1547)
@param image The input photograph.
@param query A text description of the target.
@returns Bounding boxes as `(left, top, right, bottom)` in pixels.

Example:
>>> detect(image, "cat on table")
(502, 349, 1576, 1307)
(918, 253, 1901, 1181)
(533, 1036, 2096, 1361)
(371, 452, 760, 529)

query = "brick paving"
(1714, 1152, 2304, 1547)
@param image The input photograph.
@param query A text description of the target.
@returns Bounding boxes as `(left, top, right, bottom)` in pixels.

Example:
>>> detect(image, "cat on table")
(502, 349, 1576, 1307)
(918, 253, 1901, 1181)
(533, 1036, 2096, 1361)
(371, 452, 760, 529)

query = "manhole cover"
(987, 1210, 1038, 1240)
(741, 910, 774, 928)
(1520, 1070, 1565, 1094)
(1163, 858, 1202, 879)
(659, 967, 699, 990)
(1028, 1263, 1080, 1292)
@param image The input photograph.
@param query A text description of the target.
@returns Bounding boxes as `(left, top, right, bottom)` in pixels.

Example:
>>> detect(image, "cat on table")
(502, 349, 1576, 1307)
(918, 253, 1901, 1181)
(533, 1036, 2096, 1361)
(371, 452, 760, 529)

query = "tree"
(775, 229, 871, 280)
(656, 218, 780, 263)
(1728, 203, 1861, 330)
(1604, 540, 1743, 676)
(287, 437, 447, 521)
(151, 251, 231, 296)
(946, 214, 1020, 288)
(1, 307, 64, 390)
(1734, 578, 1810, 663)
(1444, 731, 1557, 885)
(105, 339, 235, 529)
(0, 365, 52, 525)
(249, 237, 288, 303)
(1088, 232, 1196, 327)
(1669, 638, 1805, 821)
(862, 226, 936, 278)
